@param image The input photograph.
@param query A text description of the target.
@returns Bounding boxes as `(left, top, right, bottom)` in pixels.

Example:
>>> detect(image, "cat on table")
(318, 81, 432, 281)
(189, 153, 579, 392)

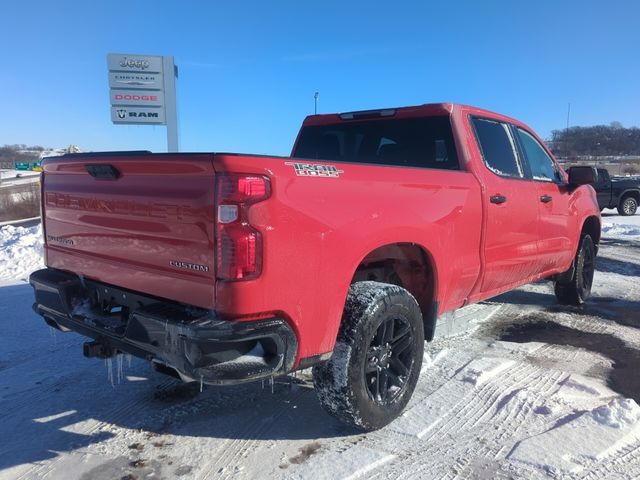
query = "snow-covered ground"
(1, 214, 640, 479)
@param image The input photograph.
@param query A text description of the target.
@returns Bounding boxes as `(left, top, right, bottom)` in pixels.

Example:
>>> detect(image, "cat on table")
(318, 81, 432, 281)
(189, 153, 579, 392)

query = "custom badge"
(285, 162, 344, 178)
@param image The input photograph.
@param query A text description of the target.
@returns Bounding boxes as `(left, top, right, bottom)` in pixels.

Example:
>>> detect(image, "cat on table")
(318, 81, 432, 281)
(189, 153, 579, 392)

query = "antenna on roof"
(314, 92, 319, 115)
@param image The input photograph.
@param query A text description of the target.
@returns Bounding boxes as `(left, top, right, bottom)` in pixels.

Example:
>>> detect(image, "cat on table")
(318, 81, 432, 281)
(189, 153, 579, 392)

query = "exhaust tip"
(43, 316, 72, 332)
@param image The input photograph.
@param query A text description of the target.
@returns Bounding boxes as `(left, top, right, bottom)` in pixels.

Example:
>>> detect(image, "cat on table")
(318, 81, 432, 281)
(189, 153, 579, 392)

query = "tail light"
(216, 174, 270, 280)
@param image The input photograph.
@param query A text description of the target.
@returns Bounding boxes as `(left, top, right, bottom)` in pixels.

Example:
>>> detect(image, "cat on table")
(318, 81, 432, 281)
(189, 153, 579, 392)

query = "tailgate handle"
(85, 164, 121, 180)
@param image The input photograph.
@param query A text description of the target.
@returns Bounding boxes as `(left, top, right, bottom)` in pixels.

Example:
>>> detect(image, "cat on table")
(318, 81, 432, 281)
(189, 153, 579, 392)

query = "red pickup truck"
(30, 103, 600, 430)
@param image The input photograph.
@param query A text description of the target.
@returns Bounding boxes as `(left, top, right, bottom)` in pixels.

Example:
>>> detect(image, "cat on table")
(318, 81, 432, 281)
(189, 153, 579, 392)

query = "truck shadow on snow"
(0, 283, 357, 473)
(596, 255, 640, 277)
(0, 367, 355, 472)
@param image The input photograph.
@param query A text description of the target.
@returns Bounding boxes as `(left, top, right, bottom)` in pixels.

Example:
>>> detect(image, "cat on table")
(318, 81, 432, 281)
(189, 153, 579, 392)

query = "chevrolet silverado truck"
(30, 103, 600, 430)
(590, 167, 640, 215)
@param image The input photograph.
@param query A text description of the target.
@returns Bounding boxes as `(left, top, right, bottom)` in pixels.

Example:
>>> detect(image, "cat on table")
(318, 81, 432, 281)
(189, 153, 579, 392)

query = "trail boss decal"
(285, 162, 344, 178)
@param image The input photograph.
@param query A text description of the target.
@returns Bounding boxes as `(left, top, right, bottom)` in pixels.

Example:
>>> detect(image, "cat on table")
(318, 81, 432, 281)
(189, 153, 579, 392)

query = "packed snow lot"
(1, 214, 640, 479)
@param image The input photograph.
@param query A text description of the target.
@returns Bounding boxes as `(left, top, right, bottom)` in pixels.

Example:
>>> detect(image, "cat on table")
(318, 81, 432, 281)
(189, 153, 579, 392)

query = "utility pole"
(314, 92, 319, 115)
(564, 102, 571, 162)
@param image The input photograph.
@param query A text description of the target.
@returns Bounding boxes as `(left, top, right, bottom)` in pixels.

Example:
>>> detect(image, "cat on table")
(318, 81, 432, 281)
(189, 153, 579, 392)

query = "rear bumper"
(29, 268, 298, 385)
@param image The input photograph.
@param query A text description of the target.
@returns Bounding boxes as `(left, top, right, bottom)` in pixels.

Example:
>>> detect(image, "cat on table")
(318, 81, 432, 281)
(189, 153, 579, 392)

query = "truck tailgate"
(42, 153, 217, 309)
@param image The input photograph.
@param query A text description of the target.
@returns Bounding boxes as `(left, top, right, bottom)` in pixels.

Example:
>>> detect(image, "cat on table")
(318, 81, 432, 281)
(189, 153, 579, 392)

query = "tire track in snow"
(204, 386, 311, 480)
(366, 347, 568, 480)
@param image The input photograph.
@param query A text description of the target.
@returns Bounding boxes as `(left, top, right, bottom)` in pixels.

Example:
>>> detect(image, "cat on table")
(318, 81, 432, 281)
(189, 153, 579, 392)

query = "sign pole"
(163, 56, 179, 153)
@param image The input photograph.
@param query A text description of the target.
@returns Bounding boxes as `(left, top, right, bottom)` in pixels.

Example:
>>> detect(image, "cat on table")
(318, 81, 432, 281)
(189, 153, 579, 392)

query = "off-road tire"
(618, 196, 638, 216)
(312, 281, 424, 430)
(554, 234, 596, 306)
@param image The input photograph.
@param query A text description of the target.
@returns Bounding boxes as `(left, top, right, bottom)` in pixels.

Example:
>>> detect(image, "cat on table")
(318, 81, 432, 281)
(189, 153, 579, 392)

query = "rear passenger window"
(472, 118, 523, 178)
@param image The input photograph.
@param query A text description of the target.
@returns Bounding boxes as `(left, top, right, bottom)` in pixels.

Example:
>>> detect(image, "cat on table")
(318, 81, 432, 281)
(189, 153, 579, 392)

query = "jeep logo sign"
(107, 54, 163, 73)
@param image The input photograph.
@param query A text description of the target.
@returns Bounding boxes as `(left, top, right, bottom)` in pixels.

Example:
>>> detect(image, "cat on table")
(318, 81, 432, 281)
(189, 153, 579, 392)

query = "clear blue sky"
(1, 0, 638, 155)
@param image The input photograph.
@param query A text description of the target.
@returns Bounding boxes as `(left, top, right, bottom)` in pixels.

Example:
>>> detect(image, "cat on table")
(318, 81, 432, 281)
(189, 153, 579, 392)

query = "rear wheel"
(554, 234, 596, 306)
(618, 196, 638, 216)
(312, 281, 424, 430)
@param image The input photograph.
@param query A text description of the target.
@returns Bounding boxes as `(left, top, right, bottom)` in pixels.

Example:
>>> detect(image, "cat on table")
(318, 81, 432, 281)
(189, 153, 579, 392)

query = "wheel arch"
(620, 189, 640, 202)
(581, 215, 601, 251)
(350, 242, 439, 341)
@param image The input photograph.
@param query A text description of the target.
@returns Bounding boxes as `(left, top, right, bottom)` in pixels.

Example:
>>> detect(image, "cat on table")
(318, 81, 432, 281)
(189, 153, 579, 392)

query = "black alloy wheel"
(365, 316, 415, 406)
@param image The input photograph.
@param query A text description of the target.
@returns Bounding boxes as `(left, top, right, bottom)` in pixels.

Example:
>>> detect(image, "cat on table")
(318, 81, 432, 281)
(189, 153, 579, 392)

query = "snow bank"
(601, 223, 640, 238)
(509, 398, 640, 473)
(601, 211, 640, 239)
(0, 224, 44, 283)
(592, 398, 640, 429)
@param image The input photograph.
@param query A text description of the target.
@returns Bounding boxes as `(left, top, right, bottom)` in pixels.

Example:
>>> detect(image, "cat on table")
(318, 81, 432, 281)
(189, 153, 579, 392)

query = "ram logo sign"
(110, 107, 165, 124)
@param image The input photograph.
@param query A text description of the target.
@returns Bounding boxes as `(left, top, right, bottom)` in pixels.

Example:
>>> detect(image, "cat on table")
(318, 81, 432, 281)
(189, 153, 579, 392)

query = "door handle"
(490, 195, 507, 204)
(540, 195, 553, 203)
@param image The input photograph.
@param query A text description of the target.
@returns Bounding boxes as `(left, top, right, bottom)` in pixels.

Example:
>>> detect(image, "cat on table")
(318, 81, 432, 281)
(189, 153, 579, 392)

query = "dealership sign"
(107, 53, 179, 151)
(108, 54, 165, 122)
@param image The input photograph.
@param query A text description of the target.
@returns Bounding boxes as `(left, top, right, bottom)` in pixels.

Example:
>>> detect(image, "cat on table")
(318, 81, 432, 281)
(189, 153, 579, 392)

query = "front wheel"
(618, 196, 638, 216)
(554, 234, 596, 306)
(312, 281, 424, 430)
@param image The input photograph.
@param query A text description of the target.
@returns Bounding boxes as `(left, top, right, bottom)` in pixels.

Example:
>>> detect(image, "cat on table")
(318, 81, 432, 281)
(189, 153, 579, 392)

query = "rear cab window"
(293, 116, 460, 170)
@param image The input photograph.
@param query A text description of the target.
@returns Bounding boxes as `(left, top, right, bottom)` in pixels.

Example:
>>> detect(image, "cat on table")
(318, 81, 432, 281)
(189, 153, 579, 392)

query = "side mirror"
(567, 166, 597, 186)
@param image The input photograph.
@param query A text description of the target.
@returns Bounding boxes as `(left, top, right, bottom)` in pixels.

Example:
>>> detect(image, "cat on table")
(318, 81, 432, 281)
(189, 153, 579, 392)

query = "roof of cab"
(301, 102, 526, 129)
